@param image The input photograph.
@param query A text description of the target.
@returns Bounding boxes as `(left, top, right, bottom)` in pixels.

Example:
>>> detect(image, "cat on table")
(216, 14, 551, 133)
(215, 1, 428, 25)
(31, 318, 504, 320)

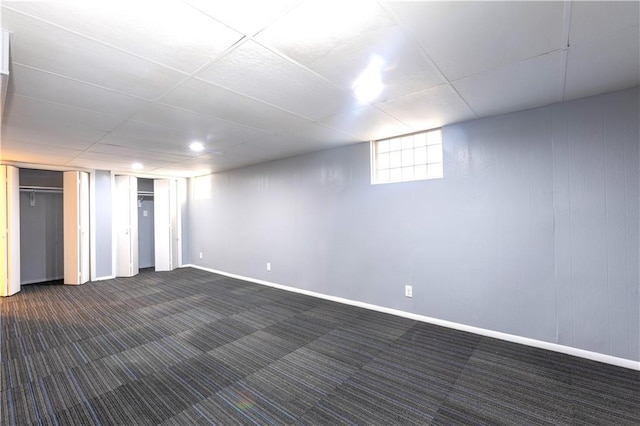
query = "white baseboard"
(94, 275, 115, 281)
(182, 264, 640, 371)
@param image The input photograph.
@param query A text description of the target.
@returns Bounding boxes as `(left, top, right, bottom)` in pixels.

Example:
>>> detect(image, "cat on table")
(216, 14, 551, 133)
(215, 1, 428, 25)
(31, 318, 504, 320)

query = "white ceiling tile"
(5, 95, 124, 131)
(73, 151, 173, 170)
(131, 104, 216, 133)
(4, 0, 243, 74)
(160, 78, 314, 133)
(0, 1, 635, 176)
(0, 140, 83, 166)
(2, 8, 187, 99)
(319, 105, 413, 141)
(197, 40, 357, 120)
(210, 143, 288, 167)
(7, 65, 150, 118)
(218, 139, 301, 164)
(136, 167, 198, 178)
(65, 156, 181, 175)
(65, 157, 143, 171)
(1, 139, 82, 155)
(453, 52, 565, 118)
(88, 144, 192, 163)
(257, 0, 391, 62)
(172, 154, 211, 170)
(97, 121, 200, 155)
(231, 131, 341, 161)
(96, 119, 251, 165)
(183, 0, 299, 36)
(0, 151, 80, 167)
(171, 153, 239, 170)
(564, 26, 640, 101)
(277, 121, 361, 148)
(257, 0, 444, 100)
(132, 104, 268, 150)
(376, 84, 477, 131)
(195, 128, 352, 171)
(153, 153, 252, 176)
(569, 1, 639, 45)
(388, 1, 565, 81)
(2, 112, 107, 149)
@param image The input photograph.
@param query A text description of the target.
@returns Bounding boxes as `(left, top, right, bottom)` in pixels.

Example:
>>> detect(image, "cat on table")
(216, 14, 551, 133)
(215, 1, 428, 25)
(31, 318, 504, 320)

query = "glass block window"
(371, 128, 443, 184)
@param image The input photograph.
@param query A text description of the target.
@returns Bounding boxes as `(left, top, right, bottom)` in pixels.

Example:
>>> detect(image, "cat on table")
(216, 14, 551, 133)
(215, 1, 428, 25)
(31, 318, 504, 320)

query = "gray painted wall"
(187, 87, 639, 362)
(94, 170, 113, 278)
(551, 90, 639, 360)
(138, 198, 155, 268)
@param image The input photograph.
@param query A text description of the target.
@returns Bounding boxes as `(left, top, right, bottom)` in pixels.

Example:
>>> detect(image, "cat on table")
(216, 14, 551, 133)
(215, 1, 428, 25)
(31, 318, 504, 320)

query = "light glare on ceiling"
(189, 141, 205, 152)
(132, 162, 143, 170)
(263, 0, 381, 46)
(353, 56, 384, 102)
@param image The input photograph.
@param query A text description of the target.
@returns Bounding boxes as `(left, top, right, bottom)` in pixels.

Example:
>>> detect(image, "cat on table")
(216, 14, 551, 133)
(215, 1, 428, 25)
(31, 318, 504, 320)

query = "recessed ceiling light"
(189, 141, 205, 152)
(353, 55, 384, 102)
(132, 162, 143, 170)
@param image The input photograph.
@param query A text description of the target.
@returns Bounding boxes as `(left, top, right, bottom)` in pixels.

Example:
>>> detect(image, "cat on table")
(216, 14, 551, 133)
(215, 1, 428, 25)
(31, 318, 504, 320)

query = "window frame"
(370, 128, 443, 185)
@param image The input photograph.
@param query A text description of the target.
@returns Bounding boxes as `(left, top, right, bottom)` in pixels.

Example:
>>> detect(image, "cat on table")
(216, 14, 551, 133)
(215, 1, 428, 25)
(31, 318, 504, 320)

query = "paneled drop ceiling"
(0, 0, 638, 177)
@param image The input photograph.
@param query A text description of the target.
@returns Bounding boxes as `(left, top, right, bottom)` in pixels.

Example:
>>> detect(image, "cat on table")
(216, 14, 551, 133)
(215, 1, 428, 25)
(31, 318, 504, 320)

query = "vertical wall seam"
(560, 1, 572, 102)
(567, 107, 575, 347)
(632, 89, 638, 361)
(622, 101, 640, 360)
(564, 105, 576, 347)
(602, 100, 612, 356)
(550, 107, 559, 344)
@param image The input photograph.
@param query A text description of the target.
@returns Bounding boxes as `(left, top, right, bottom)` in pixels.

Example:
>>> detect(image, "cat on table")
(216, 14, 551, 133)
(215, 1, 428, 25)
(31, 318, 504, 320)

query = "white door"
(115, 175, 139, 277)
(0, 165, 20, 296)
(79, 171, 90, 283)
(63, 171, 90, 285)
(153, 179, 179, 271)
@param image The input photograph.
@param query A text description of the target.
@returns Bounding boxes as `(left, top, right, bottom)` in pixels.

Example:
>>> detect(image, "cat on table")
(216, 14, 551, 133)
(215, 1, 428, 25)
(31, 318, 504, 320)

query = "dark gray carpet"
(1, 267, 638, 425)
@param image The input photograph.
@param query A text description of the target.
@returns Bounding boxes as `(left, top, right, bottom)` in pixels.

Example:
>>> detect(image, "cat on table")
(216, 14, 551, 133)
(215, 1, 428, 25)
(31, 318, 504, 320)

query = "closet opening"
(137, 178, 155, 270)
(19, 169, 64, 285)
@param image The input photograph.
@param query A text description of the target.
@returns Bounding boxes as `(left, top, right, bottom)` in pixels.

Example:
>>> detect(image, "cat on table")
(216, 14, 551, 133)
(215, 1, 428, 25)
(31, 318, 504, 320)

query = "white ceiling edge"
(0, 159, 191, 180)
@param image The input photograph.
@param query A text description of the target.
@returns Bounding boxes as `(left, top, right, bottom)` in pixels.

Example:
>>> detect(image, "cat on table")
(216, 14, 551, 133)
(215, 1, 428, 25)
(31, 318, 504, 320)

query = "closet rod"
(19, 186, 63, 193)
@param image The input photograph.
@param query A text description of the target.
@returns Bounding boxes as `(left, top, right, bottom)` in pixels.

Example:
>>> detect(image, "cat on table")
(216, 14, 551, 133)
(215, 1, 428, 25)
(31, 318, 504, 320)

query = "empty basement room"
(0, 1, 639, 424)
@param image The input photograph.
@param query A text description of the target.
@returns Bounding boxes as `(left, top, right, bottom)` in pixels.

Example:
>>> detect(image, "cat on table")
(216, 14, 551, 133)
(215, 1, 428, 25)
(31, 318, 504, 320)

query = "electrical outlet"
(405, 285, 413, 298)
(266, 262, 271, 271)
(199, 252, 203, 259)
